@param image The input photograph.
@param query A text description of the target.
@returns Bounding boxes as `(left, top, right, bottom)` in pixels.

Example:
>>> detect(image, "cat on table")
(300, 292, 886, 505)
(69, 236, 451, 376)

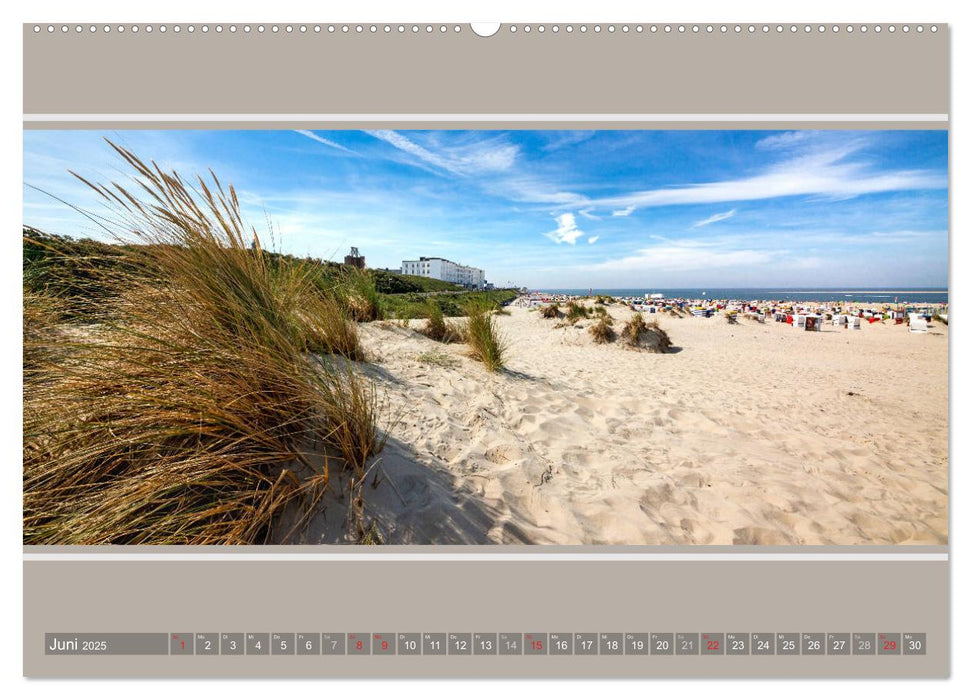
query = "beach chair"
(909, 318, 928, 333)
(847, 317, 861, 330)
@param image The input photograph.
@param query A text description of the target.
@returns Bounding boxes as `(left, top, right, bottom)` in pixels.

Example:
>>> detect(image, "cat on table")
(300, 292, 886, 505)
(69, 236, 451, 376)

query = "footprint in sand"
(484, 445, 523, 465)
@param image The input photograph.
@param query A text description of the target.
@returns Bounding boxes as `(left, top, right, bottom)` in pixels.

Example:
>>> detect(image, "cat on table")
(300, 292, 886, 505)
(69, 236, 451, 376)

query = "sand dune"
(298, 303, 948, 545)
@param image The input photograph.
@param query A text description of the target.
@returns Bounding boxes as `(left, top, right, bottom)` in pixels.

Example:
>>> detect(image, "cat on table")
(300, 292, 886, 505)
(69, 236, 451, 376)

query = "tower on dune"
(344, 246, 366, 269)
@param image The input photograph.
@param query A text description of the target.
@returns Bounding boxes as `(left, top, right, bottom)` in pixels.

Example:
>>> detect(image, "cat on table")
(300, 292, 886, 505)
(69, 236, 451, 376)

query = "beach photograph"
(22, 129, 948, 545)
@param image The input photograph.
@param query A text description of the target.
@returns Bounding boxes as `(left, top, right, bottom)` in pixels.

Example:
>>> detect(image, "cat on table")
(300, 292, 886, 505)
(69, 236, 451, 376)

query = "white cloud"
(488, 176, 588, 207)
(294, 130, 354, 153)
(541, 131, 596, 151)
(365, 130, 518, 176)
(755, 131, 813, 150)
(594, 242, 772, 273)
(545, 213, 585, 245)
(612, 205, 636, 217)
(587, 143, 944, 212)
(578, 208, 601, 220)
(587, 236, 600, 244)
(693, 209, 737, 228)
(366, 130, 456, 172)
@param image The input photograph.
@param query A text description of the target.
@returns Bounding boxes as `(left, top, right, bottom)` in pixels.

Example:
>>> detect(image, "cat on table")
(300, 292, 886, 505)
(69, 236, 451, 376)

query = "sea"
(533, 288, 949, 305)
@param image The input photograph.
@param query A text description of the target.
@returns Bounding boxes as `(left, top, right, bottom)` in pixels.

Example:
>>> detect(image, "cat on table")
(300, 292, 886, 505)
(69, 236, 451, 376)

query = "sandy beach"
(297, 302, 948, 545)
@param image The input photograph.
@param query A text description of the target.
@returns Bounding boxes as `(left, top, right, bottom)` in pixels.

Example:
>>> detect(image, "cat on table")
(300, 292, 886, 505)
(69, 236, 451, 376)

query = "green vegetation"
(589, 315, 615, 344)
(622, 312, 673, 352)
(540, 303, 561, 319)
(415, 350, 460, 369)
(463, 300, 509, 372)
(622, 312, 648, 346)
(565, 300, 591, 324)
(371, 269, 463, 294)
(380, 289, 517, 321)
(594, 306, 614, 325)
(419, 299, 462, 344)
(333, 266, 384, 322)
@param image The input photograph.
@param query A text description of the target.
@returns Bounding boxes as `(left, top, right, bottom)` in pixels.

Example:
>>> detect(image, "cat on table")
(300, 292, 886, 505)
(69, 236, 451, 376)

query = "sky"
(22, 129, 948, 289)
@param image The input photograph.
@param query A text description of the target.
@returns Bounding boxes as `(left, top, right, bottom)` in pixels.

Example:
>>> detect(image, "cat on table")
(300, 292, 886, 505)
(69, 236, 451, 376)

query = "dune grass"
(415, 350, 460, 369)
(621, 312, 673, 352)
(594, 306, 614, 324)
(23, 142, 384, 544)
(621, 312, 649, 346)
(335, 266, 384, 323)
(420, 299, 461, 343)
(589, 315, 616, 344)
(540, 302, 561, 319)
(565, 300, 590, 324)
(462, 300, 509, 372)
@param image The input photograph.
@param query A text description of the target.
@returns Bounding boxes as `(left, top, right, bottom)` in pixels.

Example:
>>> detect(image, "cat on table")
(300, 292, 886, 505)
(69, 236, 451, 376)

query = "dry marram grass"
(23, 142, 384, 544)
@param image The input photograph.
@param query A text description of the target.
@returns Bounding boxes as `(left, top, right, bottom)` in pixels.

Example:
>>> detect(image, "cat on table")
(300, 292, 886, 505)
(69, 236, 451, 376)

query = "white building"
(401, 257, 485, 289)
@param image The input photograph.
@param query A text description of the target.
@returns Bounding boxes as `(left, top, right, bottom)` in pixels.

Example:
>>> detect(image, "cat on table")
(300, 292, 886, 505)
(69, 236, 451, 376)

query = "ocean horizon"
(531, 287, 949, 304)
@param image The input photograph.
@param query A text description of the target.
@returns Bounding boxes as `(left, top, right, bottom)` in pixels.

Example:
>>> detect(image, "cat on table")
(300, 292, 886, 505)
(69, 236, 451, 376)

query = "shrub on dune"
(594, 306, 614, 325)
(621, 312, 672, 353)
(540, 303, 561, 319)
(589, 315, 615, 344)
(421, 299, 461, 343)
(622, 312, 648, 346)
(565, 300, 589, 324)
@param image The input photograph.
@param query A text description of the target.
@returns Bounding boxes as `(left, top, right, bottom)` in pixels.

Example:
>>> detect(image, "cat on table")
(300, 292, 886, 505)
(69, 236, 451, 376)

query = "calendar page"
(21, 21, 949, 679)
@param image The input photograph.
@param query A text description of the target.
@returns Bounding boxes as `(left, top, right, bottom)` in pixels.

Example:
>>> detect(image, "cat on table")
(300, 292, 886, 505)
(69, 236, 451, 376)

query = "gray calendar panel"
(347, 633, 370, 655)
(448, 633, 471, 656)
(751, 633, 774, 655)
(296, 633, 320, 656)
(903, 633, 927, 656)
(599, 633, 623, 656)
(652, 633, 674, 656)
(473, 633, 497, 655)
(549, 633, 572, 655)
(220, 633, 243, 656)
(701, 633, 725, 655)
(170, 633, 193, 655)
(625, 633, 650, 656)
(676, 633, 699, 656)
(397, 633, 421, 656)
(574, 633, 597, 656)
(321, 633, 345, 655)
(878, 633, 902, 655)
(726, 633, 750, 656)
(245, 633, 268, 656)
(43, 634, 168, 656)
(24, 558, 949, 678)
(853, 633, 876, 656)
(524, 633, 548, 655)
(271, 633, 294, 655)
(828, 634, 851, 656)
(195, 633, 218, 656)
(777, 633, 800, 655)
(499, 633, 522, 656)
(422, 633, 446, 656)
(372, 633, 395, 656)
(802, 633, 826, 656)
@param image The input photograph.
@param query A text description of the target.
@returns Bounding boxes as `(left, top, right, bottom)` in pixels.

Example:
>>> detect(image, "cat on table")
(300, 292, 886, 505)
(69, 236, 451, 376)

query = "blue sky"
(23, 129, 948, 288)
